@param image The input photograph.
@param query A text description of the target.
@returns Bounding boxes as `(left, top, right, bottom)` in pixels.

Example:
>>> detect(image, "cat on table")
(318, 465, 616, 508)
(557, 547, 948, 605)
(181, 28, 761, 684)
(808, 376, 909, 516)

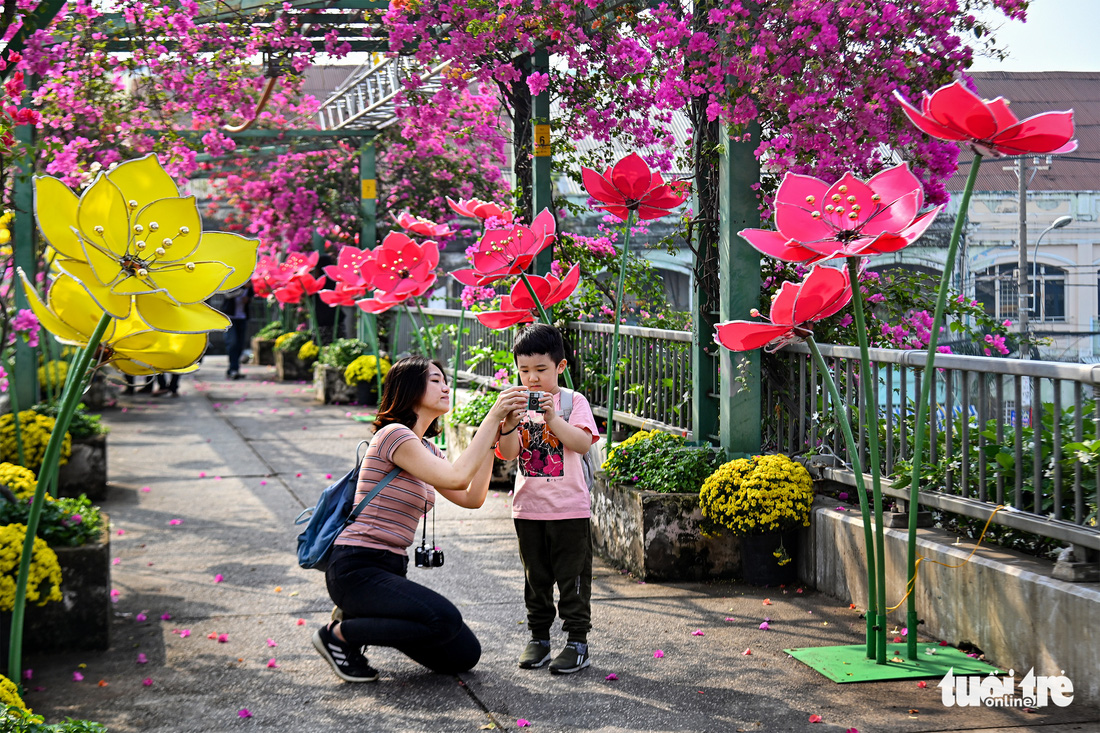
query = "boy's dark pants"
(514, 517, 592, 642)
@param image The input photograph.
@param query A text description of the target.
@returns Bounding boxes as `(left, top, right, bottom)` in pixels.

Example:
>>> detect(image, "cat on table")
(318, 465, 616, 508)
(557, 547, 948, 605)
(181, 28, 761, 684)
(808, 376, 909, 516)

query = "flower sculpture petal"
(509, 264, 581, 309)
(319, 282, 367, 307)
(18, 270, 208, 375)
(475, 295, 537, 330)
(396, 212, 453, 239)
(447, 197, 514, 225)
(740, 164, 943, 264)
(581, 152, 688, 221)
(460, 209, 557, 285)
(893, 81, 1077, 156)
(34, 155, 258, 333)
(360, 231, 440, 297)
(323, 246, 373, 289)
(715, 266, 852, 352)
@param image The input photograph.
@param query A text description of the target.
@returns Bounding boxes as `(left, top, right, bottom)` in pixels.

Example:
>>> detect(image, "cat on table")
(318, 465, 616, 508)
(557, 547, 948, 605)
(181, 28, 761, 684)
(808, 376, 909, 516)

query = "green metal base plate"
(351, 414, 376, 423)
(785, 643, 1003, 683)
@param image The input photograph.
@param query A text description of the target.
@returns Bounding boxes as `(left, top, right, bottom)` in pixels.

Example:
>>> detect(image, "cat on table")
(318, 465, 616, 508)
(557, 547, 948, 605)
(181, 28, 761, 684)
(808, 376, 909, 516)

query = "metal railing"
(765, 343, 1100, 552)
(391, 308, 694, 434)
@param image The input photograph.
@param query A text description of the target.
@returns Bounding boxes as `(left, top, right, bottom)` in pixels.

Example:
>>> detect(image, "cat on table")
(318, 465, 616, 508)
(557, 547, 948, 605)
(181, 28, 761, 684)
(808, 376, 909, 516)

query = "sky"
(970, 0, 1100, 72)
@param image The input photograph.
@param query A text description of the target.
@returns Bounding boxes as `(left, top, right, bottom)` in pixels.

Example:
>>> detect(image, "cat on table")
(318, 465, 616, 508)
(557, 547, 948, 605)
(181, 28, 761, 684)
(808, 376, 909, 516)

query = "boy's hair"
(513, 323, 565, 365)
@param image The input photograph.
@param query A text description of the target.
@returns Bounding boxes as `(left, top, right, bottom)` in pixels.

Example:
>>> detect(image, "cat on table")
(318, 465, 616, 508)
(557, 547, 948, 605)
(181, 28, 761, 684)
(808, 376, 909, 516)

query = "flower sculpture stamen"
(36, 155, 258, 333)
(739, 165, 942, 265)
(714, 266, 852, 353)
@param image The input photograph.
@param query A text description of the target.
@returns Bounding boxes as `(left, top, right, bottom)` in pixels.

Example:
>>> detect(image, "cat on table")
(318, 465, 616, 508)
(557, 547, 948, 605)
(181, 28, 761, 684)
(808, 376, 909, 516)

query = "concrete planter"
(79, 371, 113, 410)
(275, 350, 313, 381)
(589, 479, 739, 581)
(251, 337, 276, 366)
(56, 434, 108, 501)
(314, 364, 357, 404)
(444, 421, 517, 487)
(25, 517, 110, 652)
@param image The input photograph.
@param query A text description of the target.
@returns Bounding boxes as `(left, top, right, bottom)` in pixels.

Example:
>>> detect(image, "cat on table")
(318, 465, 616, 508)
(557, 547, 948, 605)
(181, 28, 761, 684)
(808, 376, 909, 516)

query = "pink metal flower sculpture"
(359, 231, 439, 298)
(740, 165, 942, 264)
(475, 265, 581, 330)
(395, 211, 453, 239)
(715, 265, 852, 352)
(581, 152, 688, 221)
(447, 197, 514, 225)
(451, 209, 556, 286)
(273, 272, 326, 305)
(893, 81, 1077, 157)
(323, 245, 373, 290)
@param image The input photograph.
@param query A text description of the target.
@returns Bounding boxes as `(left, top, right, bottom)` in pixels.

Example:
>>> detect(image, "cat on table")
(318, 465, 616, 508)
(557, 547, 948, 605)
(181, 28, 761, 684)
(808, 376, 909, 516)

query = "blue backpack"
(295, 440, 402, 572)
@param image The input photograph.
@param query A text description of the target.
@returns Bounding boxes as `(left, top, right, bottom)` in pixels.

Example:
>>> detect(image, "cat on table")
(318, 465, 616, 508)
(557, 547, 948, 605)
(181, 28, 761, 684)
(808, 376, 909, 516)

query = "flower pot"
(740, 530, 799, 586)
(275, 350, 312, 381)
(55, 434, 108, 501)
(313, 364, 356, 404)
(355, 382, 377, 406)
(250, 336, 276, 366)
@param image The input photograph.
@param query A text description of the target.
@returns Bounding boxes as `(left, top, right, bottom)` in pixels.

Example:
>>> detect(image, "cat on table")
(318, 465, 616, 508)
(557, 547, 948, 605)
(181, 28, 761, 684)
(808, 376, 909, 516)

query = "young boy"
(497, 323, 599, 674)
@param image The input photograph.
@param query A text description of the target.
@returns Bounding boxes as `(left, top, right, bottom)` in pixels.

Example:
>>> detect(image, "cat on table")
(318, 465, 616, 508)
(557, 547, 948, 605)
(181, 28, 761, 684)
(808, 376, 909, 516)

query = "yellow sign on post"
(534, 124, 551, 158)
(361, 179, 377, 199)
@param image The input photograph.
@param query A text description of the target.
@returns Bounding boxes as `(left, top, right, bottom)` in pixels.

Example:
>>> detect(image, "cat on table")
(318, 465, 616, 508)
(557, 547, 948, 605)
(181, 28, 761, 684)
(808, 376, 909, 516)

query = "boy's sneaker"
(549, 641, 591, 675)
(517, 639, 551, 669)
(312, 624, 379, 682)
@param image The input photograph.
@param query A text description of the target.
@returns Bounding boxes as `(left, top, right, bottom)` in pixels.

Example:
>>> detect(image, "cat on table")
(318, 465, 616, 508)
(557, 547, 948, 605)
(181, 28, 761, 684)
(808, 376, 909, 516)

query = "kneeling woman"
(313, 356, 526, 681)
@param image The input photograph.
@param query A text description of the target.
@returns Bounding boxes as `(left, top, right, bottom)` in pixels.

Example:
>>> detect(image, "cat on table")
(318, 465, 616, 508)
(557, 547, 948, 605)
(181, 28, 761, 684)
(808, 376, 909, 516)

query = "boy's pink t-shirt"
(511, 389, 600, 521)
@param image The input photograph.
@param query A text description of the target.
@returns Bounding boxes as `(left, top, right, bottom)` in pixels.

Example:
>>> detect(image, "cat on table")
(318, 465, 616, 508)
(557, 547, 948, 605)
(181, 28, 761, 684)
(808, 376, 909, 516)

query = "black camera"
(414, 542, 445, 568)
(527, 391, 543, 412)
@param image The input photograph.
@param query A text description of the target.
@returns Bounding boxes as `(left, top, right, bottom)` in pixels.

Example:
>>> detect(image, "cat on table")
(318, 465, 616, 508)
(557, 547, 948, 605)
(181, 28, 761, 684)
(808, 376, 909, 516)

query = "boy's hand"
(539, 392, 559, 422)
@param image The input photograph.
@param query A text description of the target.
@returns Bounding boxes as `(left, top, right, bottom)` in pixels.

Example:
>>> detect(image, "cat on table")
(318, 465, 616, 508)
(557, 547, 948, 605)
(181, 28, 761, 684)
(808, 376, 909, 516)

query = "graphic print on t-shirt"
(518, 421, 564, 478)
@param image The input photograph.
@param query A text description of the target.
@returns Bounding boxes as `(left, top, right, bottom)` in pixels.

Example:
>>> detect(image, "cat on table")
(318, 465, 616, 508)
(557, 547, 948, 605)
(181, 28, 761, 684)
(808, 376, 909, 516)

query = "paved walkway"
(22, 357, 1100, 732)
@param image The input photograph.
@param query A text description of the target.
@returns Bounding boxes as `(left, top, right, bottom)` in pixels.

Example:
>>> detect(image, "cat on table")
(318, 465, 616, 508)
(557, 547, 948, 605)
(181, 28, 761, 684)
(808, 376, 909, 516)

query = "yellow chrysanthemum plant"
(343, 355, 391, 386)
(9, 154, 258, 683)
(699, 454, 814, 565)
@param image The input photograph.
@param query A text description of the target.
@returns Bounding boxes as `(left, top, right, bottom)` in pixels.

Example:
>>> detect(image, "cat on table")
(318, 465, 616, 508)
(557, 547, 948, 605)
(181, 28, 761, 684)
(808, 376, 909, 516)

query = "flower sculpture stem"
(452, 308, 465, 404)
(605, 210, 636, 445)
(8, 311, 112, 681)
(415, 302, 436, 361)
(402, 304, 432, 360)
(7, 372, 26, 467)
(303, 296, 321, 346)
(905, 154, 983, 660)
(805, 335, 880, 661)
(517, 272, 575, 390)
(845, 256, 888, 662)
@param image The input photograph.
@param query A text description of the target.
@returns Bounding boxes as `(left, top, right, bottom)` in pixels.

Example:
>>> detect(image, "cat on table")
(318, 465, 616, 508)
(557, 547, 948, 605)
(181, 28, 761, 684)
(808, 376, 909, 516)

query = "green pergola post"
(690, 184, 719, 446)
(531, 48, 553, 282)
(359, 141, 377, 250)
(11, 120, 38, 411)
(718, 126, 762, 455)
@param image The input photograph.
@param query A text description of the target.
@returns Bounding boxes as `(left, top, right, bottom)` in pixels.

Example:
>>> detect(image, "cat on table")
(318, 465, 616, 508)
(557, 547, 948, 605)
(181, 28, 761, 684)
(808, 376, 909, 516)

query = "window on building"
(975, 263, 1066, 322)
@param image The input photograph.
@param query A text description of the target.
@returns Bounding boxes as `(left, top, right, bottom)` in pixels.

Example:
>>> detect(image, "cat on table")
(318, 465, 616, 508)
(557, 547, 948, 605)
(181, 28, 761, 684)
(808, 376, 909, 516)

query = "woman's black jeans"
(325, 545, 481, 674)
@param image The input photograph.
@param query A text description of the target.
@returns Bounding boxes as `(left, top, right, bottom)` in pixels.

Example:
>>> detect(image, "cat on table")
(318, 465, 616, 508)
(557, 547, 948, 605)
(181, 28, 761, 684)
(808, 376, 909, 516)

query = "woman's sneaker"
(517, 638, 552, 669)
(549, 641, 591, 675)
(312, 623, 380, 682)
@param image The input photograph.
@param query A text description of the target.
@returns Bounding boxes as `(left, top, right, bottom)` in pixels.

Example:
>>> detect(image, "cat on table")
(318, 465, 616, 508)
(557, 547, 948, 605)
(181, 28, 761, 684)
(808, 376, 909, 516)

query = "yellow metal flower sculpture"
(9, 154, 258, 685)
(34, 154, 257, 333)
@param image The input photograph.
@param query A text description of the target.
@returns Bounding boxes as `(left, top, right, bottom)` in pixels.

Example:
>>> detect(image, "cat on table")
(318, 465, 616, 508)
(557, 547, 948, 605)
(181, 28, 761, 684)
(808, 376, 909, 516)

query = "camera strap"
(420, 495, 436, 550)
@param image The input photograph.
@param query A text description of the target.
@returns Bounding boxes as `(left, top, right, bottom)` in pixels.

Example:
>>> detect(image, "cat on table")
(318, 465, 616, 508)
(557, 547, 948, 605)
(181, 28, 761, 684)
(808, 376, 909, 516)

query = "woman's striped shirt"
(335, 423, 441, 555)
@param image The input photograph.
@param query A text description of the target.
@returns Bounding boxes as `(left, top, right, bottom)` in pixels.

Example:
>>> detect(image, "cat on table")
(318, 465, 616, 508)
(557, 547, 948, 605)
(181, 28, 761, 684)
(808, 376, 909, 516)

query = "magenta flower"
(238, 709, 252, 719)
(740, 165, 942, 264)
(893, 81, 1076, 157)
(715, 266, 852, 352)
(581, 153, 688, 221)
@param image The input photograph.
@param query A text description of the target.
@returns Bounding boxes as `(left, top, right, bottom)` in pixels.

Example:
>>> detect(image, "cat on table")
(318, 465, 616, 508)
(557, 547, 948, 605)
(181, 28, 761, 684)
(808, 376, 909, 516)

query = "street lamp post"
(1021, 215, 1074, 359)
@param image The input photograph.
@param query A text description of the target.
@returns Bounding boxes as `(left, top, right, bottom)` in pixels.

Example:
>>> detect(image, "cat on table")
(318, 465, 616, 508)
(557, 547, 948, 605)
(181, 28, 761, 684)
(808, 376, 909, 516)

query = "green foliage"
(0, 705, 107, 732)
(451, 392, 499, 426)
(464, 346, 516, 386)
(31, 403, 107, 440)
(0, 495, 104, 548)
(255, 321, 284, 340)
(319, 339, 369, 370)
(273, 331, 309, 354)
(602, 429, 722, 494)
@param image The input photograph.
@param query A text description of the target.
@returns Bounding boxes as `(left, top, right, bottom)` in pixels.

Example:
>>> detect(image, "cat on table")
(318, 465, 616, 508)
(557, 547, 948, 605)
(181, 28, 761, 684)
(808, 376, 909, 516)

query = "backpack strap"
(345, 465, 403, 526)
(560, 388, 574, 422)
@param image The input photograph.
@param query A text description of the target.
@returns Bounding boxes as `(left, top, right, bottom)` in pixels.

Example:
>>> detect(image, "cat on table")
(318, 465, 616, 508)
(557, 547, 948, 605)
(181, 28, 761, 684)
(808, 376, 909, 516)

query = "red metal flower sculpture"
(451, 209, 556, 286)
(447, 197, 514, 225)
(273, 272, 326, 305)
(893, 81, 1077, 157)
(581, 152, 688, 221)
(740, 164, 942, 264)
(715, 265, 852, 352)
(323, 245, 373, 290)
(475, 265, 581, 330)
(395, 211, 453, 239)
(359, 231, 439, 298)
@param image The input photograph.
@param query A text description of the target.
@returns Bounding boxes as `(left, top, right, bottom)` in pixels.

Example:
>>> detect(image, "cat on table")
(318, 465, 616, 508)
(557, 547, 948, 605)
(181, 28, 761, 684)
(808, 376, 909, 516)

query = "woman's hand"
(489, 386, 529, 425)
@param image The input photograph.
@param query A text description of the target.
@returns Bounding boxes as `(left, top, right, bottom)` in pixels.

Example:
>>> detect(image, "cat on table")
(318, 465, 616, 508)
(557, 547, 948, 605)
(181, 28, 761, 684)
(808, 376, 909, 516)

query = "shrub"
(1, 704, 107, 731)
(602, 430, 722, 493)
(297, 340, 320, 362)
(699, 454, 814, 536)
(274, 331, 309, 353)
(451, 392, 498, 426)
(0, 463, 37, 502)
(255, 321, 284, 340)
(344, 355, 391, 386)
(0, 674, 31, 718)
(36, 361, 68, 391)
(0, 411, 71, 472)
(318, 339, 369, 370)
(0, 523, 62, 611)
(31, 403, 108, 439)
(0, 495, 103, 548)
